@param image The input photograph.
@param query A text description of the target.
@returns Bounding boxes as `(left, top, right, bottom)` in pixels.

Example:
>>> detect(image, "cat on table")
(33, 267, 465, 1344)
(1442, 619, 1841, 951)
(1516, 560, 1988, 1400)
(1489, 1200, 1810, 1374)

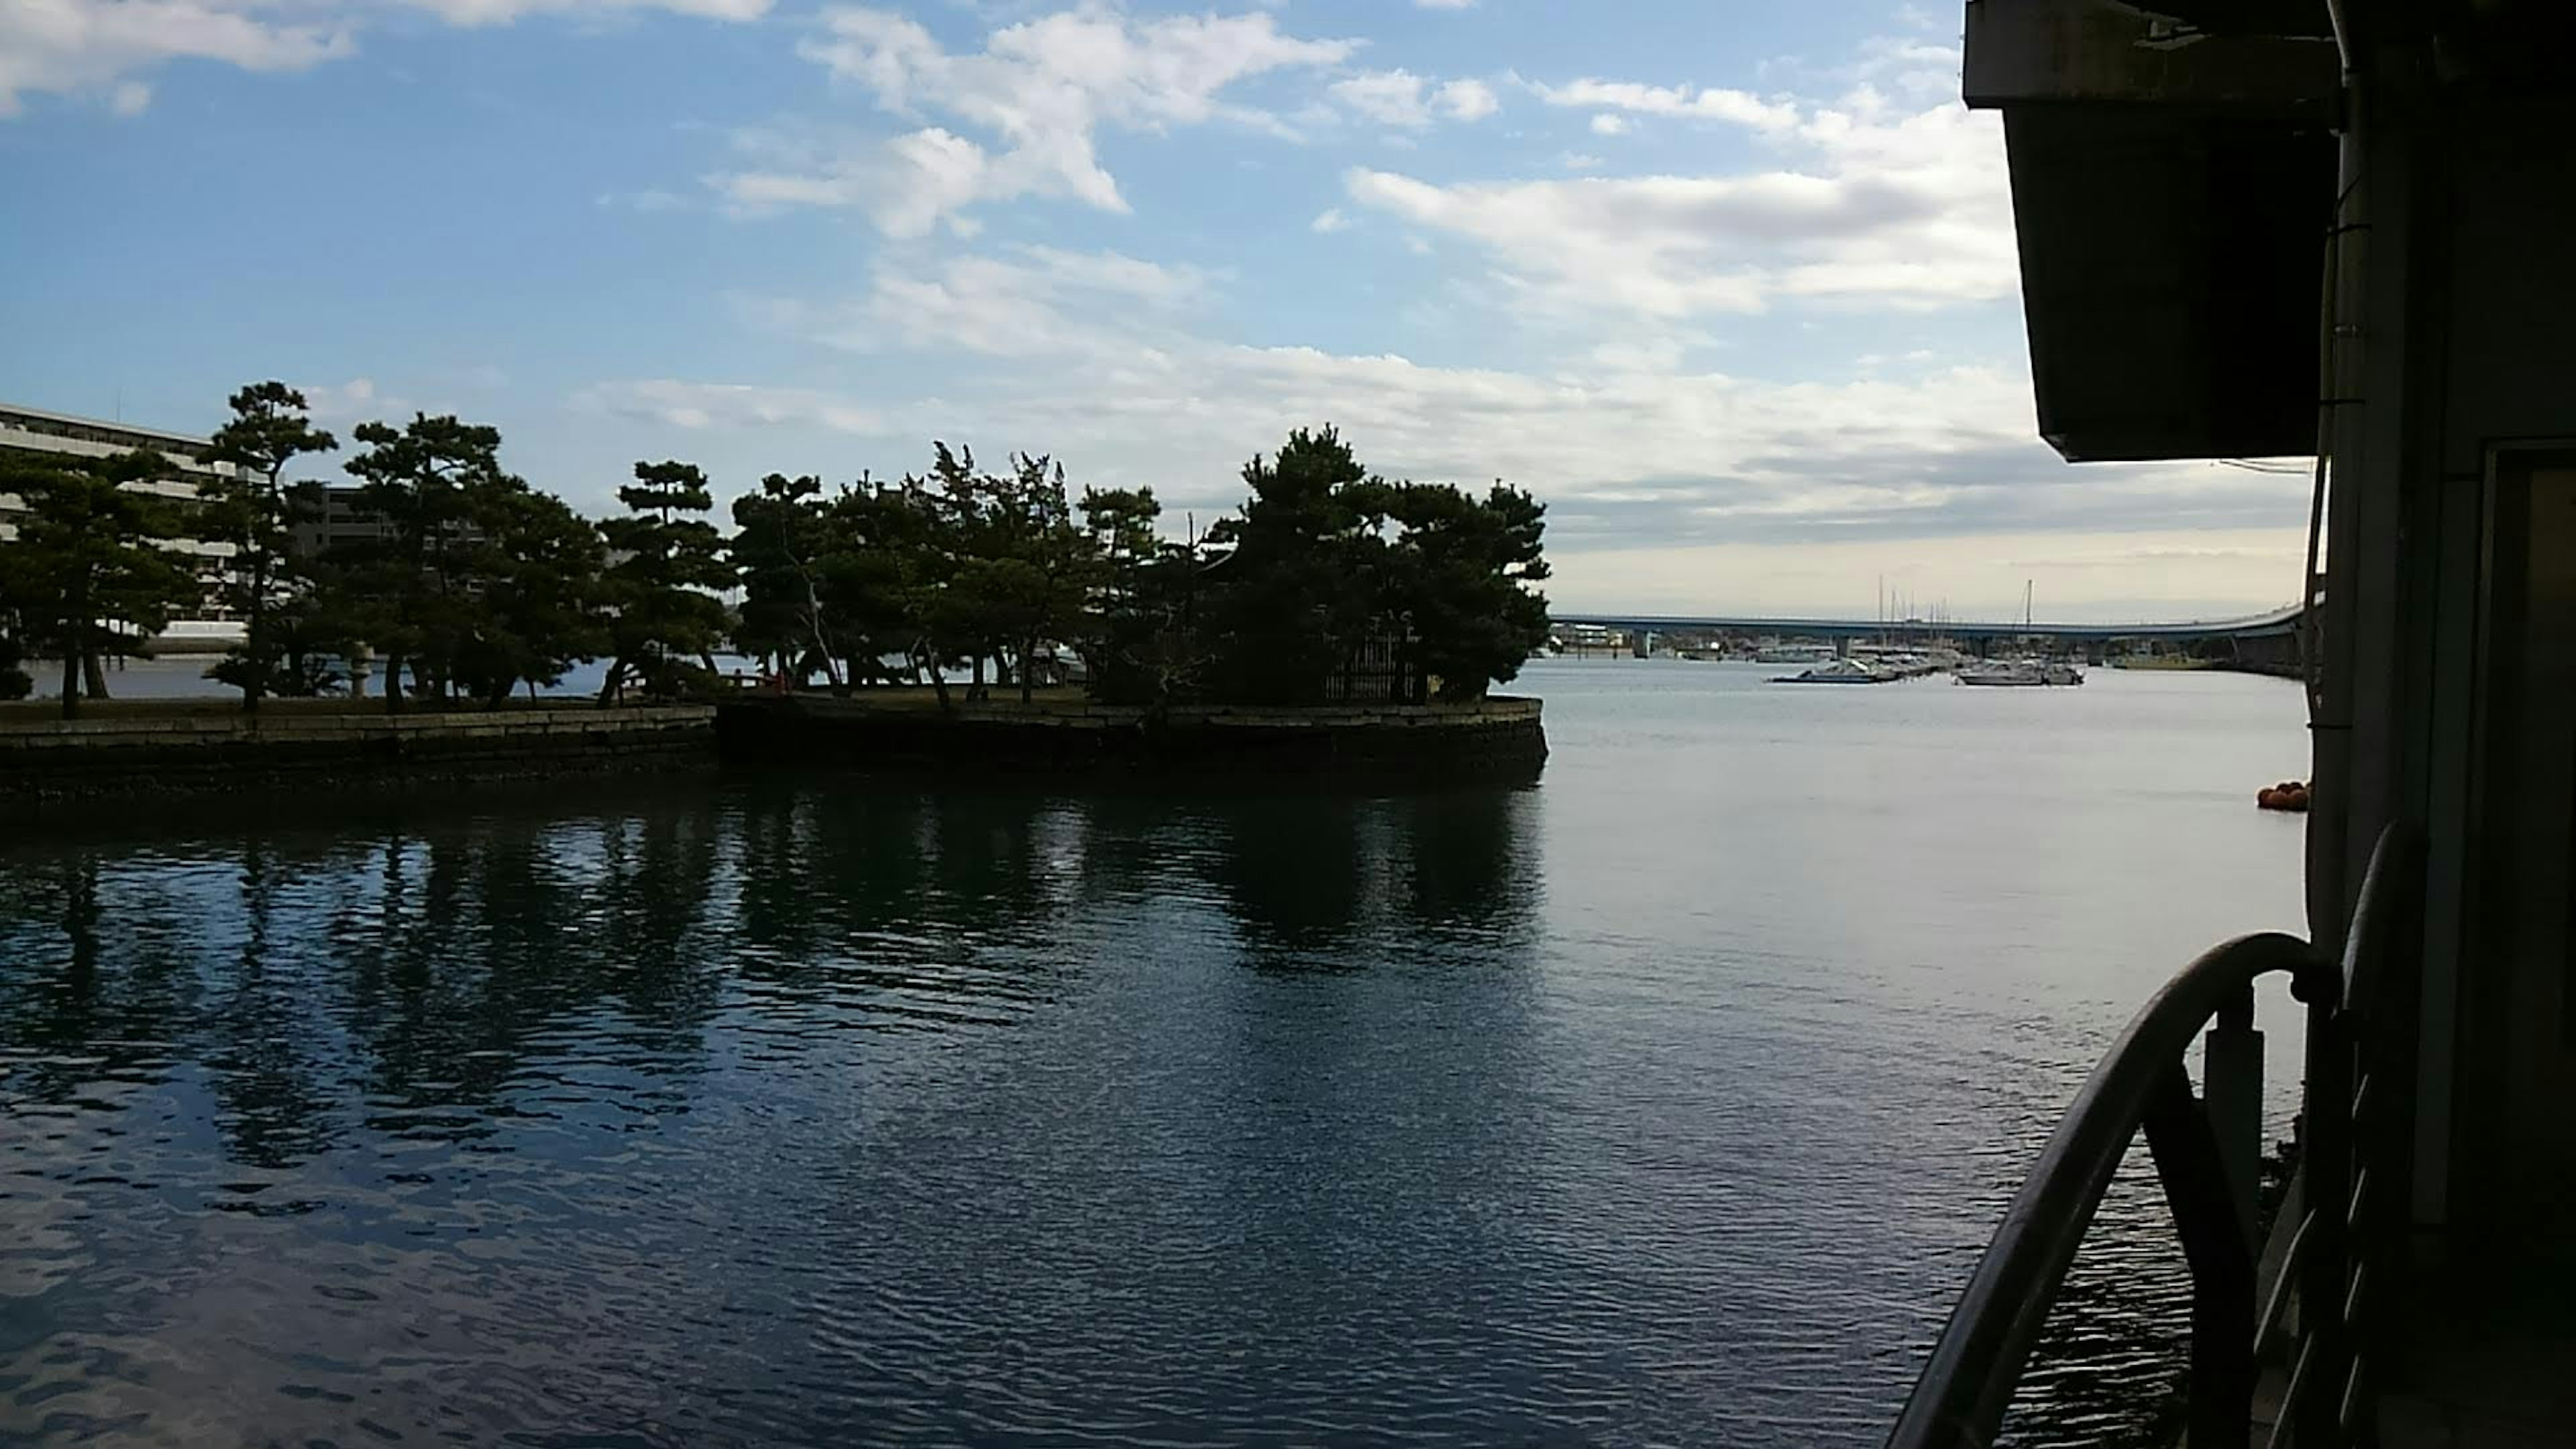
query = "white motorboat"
(1955, 658, 2083, 686)
(1774, 657, 1886, 684)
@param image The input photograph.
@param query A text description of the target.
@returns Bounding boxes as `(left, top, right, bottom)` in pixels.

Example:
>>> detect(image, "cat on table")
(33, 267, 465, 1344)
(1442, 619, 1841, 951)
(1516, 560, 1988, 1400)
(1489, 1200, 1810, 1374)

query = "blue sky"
(0, 0, 2310, 620)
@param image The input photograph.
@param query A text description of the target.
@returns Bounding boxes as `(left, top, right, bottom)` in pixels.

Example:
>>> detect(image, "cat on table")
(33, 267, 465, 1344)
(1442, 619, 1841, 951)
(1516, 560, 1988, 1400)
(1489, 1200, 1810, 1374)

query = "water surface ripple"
(0, 662, 2310, 1446)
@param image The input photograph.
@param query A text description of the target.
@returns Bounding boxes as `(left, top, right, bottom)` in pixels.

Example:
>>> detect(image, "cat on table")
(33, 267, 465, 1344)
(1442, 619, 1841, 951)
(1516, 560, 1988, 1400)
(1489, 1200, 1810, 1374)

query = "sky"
(0, 0, 2313, 622)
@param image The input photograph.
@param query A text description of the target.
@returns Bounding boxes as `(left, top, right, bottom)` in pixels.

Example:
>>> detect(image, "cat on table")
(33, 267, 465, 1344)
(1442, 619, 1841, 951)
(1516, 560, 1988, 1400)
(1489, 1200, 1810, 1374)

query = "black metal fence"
(1322, 633, 1425, 704)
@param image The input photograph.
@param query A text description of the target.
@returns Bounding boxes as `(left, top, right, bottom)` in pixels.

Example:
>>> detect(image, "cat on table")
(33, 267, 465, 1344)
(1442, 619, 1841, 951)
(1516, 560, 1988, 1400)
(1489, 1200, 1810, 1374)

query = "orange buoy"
(2259, 781, 2312, 812)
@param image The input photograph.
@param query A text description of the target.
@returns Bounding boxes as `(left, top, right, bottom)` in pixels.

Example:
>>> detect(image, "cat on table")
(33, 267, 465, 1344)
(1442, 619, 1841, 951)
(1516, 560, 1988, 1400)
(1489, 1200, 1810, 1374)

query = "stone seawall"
(0, 706, 716, 818)
(716, 694, 1547, 780)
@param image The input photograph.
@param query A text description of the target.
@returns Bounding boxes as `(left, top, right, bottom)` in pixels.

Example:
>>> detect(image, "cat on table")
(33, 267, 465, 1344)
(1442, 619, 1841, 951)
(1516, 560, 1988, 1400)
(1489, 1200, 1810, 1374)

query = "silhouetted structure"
(1892, 5, 2576, 1447)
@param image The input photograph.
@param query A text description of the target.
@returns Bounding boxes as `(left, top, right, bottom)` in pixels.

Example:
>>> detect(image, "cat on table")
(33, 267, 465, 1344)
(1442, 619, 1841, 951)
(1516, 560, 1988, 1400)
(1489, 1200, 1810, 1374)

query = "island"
(1, 387, 1552, 811)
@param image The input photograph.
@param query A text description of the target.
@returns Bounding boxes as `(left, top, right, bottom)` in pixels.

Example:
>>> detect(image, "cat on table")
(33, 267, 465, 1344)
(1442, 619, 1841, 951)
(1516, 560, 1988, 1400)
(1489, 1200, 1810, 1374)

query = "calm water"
(0, 661, 2310, 1446)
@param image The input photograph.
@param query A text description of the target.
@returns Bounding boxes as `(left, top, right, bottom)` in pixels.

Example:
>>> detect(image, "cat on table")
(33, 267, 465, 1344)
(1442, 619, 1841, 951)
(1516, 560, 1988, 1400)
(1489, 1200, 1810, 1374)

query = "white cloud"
(407, 0, 767, 23)
(1537, 76, 1801, 130)
(311, 377, 376, 415)
(1415, 0, 1477, 9)
(1532, 529, 2308, 619)
(731, 245, 1213, 362)
(1436, 77, 1497, 121)
(579, 311, 2308, 610)
(582, 227, 2304, 605)
(578, 379, 892, 436)
(0, 1, 355, 116)
(865, 246, 1210, 358)
(1559, 151, 1603, 170)
(720, 5, 1354, 233)
(583, 28, 2297, 614)
(1587, 337, 1693, 372)
(1330, 69, 1431, 127)
(1348, 56, 2016, 320)
(296, 377, 406, 428)
(718, 124, 994, 236)
(1589, 112, 1627, 136)
(1329, 68, 1501, 129)
(0, 0, 765, 116)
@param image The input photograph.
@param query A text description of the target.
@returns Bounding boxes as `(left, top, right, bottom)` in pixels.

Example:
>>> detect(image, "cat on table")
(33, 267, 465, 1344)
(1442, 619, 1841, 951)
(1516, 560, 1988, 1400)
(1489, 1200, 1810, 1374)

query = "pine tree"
(335, 414, 508, 711)
(204, 381, 336, 710)
(597, 460, 730, 702)
(458, 487, 606, 704)
(1203, 426, 1393, 704)
(730, 472, 839, 686)
(1, 450, 201, 718)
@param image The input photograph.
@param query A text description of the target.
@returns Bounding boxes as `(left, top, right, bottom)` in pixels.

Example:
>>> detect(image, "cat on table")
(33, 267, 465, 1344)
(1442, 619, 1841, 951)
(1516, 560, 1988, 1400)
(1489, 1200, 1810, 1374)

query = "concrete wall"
(0, 706, 716, 817)
(718, 695, 1548, 779)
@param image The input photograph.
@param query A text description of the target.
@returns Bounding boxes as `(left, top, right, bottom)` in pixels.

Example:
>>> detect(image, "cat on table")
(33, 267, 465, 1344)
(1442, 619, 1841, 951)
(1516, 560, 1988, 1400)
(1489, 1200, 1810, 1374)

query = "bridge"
(1550, 604, 2301, 644)
(1550, 604, 2306, 671)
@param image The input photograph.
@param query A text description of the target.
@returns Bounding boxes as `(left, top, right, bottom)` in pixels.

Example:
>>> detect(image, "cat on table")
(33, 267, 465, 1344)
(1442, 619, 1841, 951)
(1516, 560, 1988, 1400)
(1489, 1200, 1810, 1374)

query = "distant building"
(286, 481, 396, 557)
(1550, 622, 1629, 657)
(0, 402, 252, 643)
(286, 481, 504, 574)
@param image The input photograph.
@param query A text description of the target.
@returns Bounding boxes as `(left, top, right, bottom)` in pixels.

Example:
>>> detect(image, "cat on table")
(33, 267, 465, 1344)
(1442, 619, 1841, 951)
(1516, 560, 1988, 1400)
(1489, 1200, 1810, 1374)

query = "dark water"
(0, 661, 2310, 1446)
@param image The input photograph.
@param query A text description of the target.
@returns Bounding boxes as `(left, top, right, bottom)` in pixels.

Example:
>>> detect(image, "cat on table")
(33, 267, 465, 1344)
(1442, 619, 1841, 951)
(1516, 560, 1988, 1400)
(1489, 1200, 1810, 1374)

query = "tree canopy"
(17, 383, 1550, 714)
(302, 413, 612, 708)
(203, 381, 336, 709)
(722, 425, 1550, 708)
(0, 449, 201, 717)
(597, 460, 729, 702)
(1179, 427, 1552, 704)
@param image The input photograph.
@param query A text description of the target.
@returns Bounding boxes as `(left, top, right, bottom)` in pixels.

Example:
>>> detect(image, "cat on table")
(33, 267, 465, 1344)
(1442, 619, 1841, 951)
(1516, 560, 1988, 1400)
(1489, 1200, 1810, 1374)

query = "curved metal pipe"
(1886, 930, 2327, 1448)
(1888, 824, 2422, 1449)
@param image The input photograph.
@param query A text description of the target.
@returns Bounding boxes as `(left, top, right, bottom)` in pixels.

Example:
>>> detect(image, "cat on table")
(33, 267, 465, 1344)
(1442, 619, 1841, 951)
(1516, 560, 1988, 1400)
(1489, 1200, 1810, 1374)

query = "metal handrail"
(1887, 822, 2421, 1449)
(1886, 930, 2330, 1448)
(2338, 820, 2422, 1029)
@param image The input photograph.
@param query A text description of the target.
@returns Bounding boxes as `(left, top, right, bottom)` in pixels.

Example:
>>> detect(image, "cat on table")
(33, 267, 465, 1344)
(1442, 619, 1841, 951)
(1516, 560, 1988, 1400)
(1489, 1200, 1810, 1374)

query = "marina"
(1767, 649, 2084, 687)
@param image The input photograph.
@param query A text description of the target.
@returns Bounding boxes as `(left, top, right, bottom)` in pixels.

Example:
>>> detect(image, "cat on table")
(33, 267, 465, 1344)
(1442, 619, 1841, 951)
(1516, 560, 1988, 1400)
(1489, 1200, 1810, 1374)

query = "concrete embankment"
(716, 694, 1548, 780)
(1, 693, 1546, 821)
(0, 706, 716, 820)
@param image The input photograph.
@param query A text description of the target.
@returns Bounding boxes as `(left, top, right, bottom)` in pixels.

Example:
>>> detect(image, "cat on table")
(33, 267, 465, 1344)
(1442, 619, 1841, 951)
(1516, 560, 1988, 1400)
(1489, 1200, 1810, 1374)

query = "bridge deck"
(1550, 607, 2302, 643)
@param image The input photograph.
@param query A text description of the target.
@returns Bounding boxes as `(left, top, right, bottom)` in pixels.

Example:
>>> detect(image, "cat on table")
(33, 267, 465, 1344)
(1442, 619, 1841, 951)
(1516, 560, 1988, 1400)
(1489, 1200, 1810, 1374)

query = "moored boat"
(1954, 658, 2083, 687)
(1772, 657, 1886, 684)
